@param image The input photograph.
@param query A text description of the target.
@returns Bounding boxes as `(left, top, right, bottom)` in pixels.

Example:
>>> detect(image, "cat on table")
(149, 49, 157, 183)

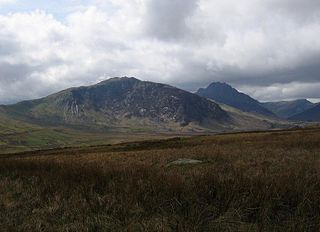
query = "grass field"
(0, 110, 187, 154)
(1, 127, 320, 231)
(0, 110, 201, 154)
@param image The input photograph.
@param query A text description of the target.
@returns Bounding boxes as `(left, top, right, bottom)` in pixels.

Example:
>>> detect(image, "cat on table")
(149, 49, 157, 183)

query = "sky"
(0, 0, 320, 104)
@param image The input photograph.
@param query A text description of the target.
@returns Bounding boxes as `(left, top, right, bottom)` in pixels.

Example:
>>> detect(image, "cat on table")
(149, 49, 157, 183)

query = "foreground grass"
(1, 127, 320, 231)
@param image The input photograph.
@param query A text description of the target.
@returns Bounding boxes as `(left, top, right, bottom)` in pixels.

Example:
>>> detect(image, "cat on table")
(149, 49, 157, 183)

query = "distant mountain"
(289, 104, 320, 122)
(2, 77, 229, 131)
(262, 99, 315, 119)
(196, 82, 275, 117)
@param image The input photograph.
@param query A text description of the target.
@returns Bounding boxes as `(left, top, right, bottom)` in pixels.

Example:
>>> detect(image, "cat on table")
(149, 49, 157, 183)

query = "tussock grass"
(1, 127, 320, 231)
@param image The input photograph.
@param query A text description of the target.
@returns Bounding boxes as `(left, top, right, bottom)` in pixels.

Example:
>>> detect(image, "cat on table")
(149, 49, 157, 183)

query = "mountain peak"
(198, 82, 235, 93)
(97, 76, 140, 85)
(295, 99, 312, 104)
(196, 82, 275, 117)
(208, 82, 233, 88)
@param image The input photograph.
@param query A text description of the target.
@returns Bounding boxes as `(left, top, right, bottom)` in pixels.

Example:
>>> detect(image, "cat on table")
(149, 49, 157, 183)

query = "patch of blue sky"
(0, 0, 115, 21)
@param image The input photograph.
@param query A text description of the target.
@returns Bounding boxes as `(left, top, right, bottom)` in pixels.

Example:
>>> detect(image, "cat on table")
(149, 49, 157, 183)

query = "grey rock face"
(166, 158, 204, 167)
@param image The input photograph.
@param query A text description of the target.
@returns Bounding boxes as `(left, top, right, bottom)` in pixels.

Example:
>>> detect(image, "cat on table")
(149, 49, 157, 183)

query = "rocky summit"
(197, 82, 275, 117)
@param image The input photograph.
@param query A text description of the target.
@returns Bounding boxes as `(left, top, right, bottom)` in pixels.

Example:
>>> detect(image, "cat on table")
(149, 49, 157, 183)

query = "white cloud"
(0, 0, 15, 4)
(0, 0, 320, 104)
(238, 82, 320, 102)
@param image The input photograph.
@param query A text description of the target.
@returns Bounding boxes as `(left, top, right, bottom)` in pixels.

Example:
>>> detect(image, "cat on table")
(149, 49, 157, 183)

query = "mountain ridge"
(196, 82, 275, 117)
(2, 77, 230, 132)
(262, 99, 315, 119)
(0, 77, 300, 153)
(289, 103, 320, 122)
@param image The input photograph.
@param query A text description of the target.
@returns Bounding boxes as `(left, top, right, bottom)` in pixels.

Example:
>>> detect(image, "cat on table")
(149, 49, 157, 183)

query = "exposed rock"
(166, 158, 203, 167)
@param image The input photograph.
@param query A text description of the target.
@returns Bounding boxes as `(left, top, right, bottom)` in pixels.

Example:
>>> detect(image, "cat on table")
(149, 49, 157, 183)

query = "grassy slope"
(0, 111, 178, 154)
(217, 102, 293, 131)
(0, 127, 320, 231)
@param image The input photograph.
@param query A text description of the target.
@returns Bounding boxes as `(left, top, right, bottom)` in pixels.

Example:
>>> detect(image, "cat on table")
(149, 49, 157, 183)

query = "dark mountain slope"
(3, 77, 228, 130)
(196, 82, 275, 117)
(289, 104, 320, 122)
(262, 99, 314, 118)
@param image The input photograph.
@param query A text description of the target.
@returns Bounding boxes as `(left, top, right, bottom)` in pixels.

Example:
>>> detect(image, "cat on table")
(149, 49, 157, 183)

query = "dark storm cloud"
(145, 0, 198, 40)
(0, 63, 34, 84)
(265, 0, 320, 21)
(204, 55, 320, 87)
(0, 38, 19, 56)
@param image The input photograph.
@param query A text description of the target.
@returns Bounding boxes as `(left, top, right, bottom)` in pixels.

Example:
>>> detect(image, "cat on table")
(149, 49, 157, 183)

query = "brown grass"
(0, 127, 320, 231)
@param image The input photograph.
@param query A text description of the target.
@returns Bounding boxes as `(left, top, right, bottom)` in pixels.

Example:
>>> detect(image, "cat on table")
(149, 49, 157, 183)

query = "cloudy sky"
(0, 0, 320, 104)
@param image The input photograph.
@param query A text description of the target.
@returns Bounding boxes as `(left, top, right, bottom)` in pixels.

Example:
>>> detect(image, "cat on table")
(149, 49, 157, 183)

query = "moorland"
(1, 127, 320, 231)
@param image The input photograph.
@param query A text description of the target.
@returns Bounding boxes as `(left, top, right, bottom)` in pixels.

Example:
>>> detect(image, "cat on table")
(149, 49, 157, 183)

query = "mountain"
(2, 77, 229, 131)
(196, 82, 275, 117)
(0, 77, 295, 153)
(289, 104, 320, 122)
(262, 99, 315, 118)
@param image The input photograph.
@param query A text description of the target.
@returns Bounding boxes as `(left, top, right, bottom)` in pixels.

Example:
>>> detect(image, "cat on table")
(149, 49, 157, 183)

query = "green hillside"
(0, 110, 175, 154)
